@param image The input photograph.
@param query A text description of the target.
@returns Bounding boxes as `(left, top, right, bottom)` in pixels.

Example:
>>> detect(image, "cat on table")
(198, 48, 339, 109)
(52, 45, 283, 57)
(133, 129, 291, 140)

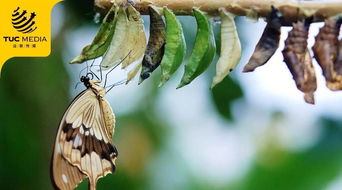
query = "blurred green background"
(1, 0, 342, 190)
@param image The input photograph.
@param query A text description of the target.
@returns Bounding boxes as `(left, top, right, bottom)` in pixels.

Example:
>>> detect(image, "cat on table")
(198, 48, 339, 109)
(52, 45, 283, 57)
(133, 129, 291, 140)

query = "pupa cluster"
(244, 8, 342, 104)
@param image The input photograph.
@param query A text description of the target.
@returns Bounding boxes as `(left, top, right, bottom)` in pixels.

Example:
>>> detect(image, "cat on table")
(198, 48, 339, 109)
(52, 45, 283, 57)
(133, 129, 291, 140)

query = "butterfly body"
(51, 76, 117, 190)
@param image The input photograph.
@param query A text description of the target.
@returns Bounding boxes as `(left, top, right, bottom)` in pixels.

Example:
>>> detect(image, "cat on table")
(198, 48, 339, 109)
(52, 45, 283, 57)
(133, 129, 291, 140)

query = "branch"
(95, 0, 342, 23)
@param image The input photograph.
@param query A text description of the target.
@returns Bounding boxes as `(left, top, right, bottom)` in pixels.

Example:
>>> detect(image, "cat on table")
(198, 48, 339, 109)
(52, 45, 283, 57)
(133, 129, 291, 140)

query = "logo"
(0, 0, 61, 72)
(11, 7, 37, 34)
(3, 7, 46, 48)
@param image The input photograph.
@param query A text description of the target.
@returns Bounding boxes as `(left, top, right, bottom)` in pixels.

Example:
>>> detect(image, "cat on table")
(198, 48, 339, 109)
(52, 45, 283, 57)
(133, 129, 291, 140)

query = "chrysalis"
(312, 18, 342, 91)
(282, 19, 317, 104)
(177, 8, 216, 89)
(139, 6, 166, 84)
(121, 4, 147, 69)
(159, 8, 186, 87)
(70, 6, 118, 64)
(101, 7, 129, 69)
(126, 63, 142, 84)
(51, 75, 117, 190)
(211, 8, 241, 88)
(101, 5, 147, 70)
(335, 39, 342, 75)
(243, 7, 282, 72)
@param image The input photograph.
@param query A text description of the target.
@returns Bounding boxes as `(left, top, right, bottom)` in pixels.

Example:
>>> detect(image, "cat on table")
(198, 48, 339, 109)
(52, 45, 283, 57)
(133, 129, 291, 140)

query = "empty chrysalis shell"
(101, 5, 146, 70)
(70, 6, 118, 64)
(335, 39, 342, 75)
(101, 6, 130, 69)
(313, 18, 342, 91)
(126, 63, 142, 84)
(282, 19, 317, 104)
(211, 8, 241, 88)
(121, 4, 147, 69)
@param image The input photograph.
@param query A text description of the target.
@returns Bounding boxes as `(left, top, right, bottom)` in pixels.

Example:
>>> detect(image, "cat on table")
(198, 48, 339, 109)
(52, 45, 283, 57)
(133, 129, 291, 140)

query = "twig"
(95, 0, 342, 23)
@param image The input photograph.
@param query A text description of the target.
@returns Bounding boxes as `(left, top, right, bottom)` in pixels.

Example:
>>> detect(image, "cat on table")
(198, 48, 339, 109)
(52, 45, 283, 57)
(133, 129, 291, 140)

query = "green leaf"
(211, 76, 243, 121)
(233, 118, 342, 190)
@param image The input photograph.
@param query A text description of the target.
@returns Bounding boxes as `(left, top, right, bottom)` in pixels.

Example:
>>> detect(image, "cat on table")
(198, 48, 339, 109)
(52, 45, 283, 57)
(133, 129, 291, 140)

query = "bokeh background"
(1, 0, 342, 189)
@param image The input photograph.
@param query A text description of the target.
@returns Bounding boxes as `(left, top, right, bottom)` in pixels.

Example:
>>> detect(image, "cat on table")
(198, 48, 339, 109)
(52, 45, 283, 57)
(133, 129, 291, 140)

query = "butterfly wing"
(51, 89, 117, 189)
(51, 149, 86, 190)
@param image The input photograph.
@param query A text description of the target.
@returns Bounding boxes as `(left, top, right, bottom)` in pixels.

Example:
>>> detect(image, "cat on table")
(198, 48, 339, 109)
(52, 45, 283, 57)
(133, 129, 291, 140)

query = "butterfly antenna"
(99, 59, 103, 81)
(104, 63, 121, 88)
(86, 60, 89, 74)
(87, 58, 101, 80)
(79, 66, 87, 79)
(74, 81, 82, 89)
(90, 69, 100, 80)
(90, 58, 96, 68)
(79, 61, 92, 79)
(86, 72, 95, 80)
(100, 45, 113, 86)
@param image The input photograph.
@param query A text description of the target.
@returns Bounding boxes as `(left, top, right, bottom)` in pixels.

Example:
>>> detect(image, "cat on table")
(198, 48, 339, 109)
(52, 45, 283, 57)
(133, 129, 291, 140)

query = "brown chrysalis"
(139, 6, 166, 84)
(312, 18, 342, 91)
(282, 19, 317, 104)
(243, 7, 282, 72)
(335, 39, 342, 75)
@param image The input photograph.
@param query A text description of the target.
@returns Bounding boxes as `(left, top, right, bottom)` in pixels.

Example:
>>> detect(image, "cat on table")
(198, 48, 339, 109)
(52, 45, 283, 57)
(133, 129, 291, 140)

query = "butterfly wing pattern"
(51, 81, 117, 190)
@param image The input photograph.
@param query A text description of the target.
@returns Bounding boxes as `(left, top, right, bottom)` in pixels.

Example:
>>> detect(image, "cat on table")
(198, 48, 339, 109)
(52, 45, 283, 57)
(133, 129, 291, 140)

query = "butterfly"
(51, 74, 117, 190)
